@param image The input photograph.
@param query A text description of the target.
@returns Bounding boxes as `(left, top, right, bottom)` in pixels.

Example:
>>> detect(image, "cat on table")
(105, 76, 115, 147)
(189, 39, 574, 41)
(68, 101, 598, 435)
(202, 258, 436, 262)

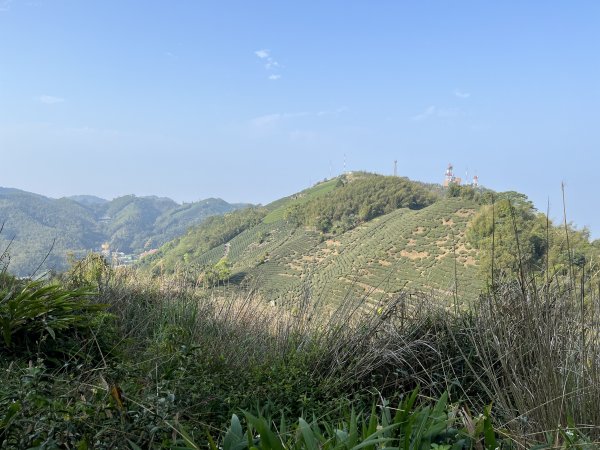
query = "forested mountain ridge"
(143, 172, 600, 309)
(67, 195, 109, 207)
(0, 187, 250, 275)
(142, 173, 482, 305)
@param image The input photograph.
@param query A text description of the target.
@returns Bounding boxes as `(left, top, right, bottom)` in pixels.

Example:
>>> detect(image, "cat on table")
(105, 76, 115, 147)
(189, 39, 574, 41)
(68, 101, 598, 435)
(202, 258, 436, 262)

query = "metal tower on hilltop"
(394, 160, 397, 177)
(444, 163, 454, 186)
(442, 163, 462, 187)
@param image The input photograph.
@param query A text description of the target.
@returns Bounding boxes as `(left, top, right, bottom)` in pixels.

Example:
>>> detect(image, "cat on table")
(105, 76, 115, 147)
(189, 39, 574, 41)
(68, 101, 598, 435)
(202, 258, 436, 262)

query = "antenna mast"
(394, 160, 397, 177)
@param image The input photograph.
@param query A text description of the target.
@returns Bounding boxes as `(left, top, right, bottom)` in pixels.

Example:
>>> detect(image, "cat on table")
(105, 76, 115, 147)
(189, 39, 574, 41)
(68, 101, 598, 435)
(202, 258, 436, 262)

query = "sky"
(1, 1, 599, 236)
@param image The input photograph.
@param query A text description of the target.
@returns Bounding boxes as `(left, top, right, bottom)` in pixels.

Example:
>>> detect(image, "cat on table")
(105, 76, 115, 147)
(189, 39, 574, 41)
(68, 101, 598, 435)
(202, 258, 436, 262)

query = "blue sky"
(1, 1, 599, 235)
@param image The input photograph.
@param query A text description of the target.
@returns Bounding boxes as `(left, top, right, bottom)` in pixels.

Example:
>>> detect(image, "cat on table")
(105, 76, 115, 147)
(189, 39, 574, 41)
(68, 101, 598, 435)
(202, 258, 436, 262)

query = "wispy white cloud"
(39, 95, 65, 104)
(412, 106, 459, 121)
(255, 49, 270, 59)
(255, 48, 282, 80)
(454, 89, 471, 99)
(255, 49, 280, 68)
(250, 113, 282, 128)
(436, 107, 459, 118)
(251, 108, 348, 126)
(317, 107, 348, 116)
(0, 0, 13, 12)
(412, 106, 436, 121)
(265, 60, 280, 70)
(165, 51, 177, 58)
(250, 111, 311, 128)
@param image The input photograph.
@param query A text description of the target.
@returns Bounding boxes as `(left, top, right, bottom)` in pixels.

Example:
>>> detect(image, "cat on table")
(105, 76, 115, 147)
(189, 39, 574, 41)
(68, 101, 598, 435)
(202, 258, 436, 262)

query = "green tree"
(467, 192, 600, 281)
(286, 175, 437, 234)
(467, 195, 546, 277)
(200, 257, 232, 288)
(214, 257, 231, 281)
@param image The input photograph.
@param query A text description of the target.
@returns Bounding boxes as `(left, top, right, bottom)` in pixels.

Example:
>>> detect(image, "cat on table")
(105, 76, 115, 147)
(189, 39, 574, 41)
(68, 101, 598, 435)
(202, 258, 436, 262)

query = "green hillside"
(144, 174, 483, 308)
(262, 177, 339, 223)
(154, 173, 600, 309)
(145, 206, 269, 271)
(67, 195, 109, 206)
(0, 187, 250, 276)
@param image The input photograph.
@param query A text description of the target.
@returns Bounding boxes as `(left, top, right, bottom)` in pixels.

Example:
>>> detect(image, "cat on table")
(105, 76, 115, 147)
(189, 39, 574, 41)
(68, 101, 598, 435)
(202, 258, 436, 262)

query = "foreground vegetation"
(2, 247, 600, 448)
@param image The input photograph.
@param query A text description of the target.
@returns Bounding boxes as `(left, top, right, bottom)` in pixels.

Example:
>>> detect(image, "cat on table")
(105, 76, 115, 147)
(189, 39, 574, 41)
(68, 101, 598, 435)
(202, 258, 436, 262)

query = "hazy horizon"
(1, 1, 598, 236)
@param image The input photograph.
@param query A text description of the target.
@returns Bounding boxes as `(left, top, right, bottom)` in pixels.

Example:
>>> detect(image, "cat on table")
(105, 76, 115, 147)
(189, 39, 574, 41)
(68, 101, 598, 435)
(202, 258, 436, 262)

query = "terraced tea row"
(145, 175, 487, 310)
(208, 198, 483, 311)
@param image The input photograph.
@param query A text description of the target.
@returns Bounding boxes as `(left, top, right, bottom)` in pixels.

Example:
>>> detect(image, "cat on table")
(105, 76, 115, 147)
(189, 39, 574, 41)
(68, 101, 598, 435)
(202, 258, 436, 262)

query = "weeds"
(1, 245, 600, 448)
(209, 389, 499, 450)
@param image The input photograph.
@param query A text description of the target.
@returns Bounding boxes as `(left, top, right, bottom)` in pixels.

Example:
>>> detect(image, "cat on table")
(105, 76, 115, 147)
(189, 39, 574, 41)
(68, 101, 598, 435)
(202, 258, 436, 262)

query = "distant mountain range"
(0, 187, 250, 276)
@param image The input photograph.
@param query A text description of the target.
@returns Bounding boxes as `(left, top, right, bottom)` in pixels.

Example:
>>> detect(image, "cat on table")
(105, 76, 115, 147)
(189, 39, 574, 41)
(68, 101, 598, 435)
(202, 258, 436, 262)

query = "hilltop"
(0, 187, 250, 276)
(145, 172, 600, 309)
(143, 173, 484, 306)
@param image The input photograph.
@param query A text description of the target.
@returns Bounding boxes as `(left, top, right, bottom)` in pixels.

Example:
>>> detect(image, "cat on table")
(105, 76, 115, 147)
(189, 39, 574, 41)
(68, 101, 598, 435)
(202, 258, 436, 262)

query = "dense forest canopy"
(285, 174, 439, 233)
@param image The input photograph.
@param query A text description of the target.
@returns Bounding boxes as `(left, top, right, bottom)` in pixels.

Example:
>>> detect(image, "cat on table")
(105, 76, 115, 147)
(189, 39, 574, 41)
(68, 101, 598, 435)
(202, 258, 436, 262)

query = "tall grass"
(88, 242, 600, 430)
(3, 239, 600, 447)
(87, 267, 493, 446)
(465, 272, 600, 445)
(97, 266, 458, 395)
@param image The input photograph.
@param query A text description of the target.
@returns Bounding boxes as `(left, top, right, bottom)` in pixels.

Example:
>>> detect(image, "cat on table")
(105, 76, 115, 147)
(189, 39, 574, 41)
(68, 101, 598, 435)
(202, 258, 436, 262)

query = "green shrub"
(209, 389, 500, 450)
(0, 280, 105, 357)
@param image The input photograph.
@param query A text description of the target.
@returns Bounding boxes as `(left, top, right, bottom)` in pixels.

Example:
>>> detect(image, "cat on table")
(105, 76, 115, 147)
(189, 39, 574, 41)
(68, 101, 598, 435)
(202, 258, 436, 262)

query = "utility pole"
(394, 160, 398, 177)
